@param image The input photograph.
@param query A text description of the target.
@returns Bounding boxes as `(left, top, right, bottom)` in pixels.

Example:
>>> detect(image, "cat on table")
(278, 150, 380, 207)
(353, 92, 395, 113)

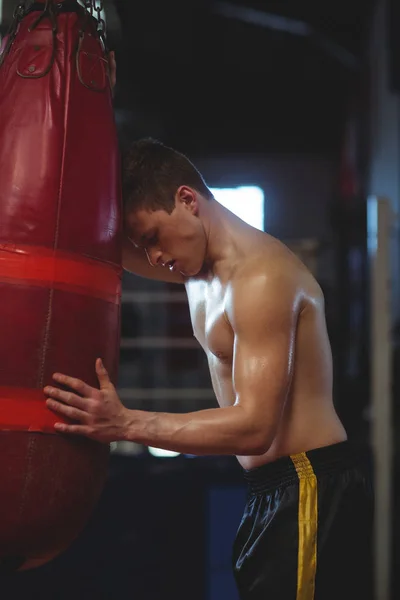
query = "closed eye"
(146, 234, 158, 247)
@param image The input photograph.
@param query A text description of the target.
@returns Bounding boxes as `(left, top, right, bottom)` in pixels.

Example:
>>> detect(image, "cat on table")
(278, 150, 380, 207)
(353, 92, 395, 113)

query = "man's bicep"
(230, 276, 298, 419)
(232, 319, 295, 411)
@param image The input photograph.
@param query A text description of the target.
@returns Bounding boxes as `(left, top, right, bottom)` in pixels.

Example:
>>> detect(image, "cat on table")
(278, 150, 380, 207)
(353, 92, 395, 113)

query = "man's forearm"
(123, 405, 271, 456)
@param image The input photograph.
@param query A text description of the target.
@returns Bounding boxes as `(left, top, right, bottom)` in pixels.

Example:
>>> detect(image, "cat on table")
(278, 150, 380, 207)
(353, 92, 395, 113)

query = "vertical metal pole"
(0, 0, 15, 25)
(0, 0, 16, 44)
(367, 196, 393, 600)
(0, 0, 4, 44)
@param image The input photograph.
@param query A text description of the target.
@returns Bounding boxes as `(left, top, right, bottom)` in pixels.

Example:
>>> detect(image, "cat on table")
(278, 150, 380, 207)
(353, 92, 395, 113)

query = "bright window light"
(210, 186, 264, 231)
(149, 447, 180, 458)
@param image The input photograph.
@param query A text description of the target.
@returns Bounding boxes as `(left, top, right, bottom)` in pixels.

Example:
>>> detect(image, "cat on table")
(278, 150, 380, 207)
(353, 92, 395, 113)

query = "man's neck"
(195, 199, 239, 281)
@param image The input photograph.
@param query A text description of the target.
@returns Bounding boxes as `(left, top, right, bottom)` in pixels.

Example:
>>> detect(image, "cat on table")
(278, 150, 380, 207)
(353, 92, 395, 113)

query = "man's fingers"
(50, 374, 94, 398)
(46, 398, 89, 422)
(44, 386, 91, 411)
(96, 358, 112, 389)
(54, 422, 94, 437)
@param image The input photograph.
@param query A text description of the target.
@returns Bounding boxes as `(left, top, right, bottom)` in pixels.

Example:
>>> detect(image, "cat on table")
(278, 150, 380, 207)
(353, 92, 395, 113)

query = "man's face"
(126, 191, 207, 277)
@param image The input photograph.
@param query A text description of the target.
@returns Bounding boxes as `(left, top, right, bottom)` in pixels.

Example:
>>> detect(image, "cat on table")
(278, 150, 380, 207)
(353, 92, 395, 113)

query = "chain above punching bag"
(83, 0, 106, 43)
(82, 0, 107, 51)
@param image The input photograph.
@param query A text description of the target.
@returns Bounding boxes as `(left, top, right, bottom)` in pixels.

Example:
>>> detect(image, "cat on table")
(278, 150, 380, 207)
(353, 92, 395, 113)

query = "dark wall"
(196, 154, 336, 241)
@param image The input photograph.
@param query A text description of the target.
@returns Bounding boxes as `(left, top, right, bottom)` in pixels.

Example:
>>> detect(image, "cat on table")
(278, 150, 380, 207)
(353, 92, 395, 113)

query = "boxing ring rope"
(121, 337, 200, 349)
(367, 196, 394, 600)
(118, 388, 216, 401)
(122, 290, 188, 304)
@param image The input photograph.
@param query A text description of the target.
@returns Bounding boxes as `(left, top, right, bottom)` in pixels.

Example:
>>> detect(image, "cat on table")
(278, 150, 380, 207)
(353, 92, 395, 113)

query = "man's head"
(122, 138, 213, 277)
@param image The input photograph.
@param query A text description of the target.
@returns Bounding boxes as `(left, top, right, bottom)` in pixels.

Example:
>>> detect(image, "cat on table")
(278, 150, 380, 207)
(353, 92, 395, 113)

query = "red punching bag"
(0, 0, 122, 571)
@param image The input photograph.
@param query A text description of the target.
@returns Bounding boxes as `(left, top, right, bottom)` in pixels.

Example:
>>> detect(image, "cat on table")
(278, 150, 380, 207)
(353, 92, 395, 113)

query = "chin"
(180, 264, 201, 278)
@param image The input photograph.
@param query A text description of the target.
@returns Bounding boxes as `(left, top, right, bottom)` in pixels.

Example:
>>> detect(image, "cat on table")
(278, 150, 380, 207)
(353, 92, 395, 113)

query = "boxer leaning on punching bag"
(0, 0, 122, 571)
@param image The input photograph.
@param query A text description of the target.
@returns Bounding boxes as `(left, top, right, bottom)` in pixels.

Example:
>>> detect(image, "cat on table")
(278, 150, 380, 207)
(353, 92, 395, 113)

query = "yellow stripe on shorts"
(290, 452, 318, 600)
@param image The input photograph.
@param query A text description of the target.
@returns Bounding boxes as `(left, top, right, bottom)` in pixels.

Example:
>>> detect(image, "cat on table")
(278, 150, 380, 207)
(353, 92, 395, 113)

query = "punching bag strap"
(76, 0, 110, 92)
(28, 0, 58, 35)
(16, 0, 58, 79)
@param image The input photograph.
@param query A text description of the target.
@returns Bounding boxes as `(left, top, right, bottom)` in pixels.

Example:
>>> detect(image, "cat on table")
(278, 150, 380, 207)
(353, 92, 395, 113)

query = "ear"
(175, 186, 199, 215)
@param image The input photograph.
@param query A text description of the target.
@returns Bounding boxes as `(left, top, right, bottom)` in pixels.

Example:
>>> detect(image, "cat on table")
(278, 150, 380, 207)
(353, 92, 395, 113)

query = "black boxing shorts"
(233, 441, 374, 600)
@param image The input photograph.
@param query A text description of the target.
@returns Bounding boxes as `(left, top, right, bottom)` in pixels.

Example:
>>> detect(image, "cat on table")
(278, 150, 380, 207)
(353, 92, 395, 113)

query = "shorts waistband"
(243, 441, 372, 495)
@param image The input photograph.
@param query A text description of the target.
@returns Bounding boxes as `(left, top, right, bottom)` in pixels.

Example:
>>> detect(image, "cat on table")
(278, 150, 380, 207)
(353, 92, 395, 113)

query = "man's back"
(261, 239, 347, 465)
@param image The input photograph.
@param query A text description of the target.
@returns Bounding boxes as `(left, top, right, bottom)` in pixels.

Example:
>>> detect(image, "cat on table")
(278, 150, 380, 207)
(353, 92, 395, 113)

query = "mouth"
(165, 260, 176, 272)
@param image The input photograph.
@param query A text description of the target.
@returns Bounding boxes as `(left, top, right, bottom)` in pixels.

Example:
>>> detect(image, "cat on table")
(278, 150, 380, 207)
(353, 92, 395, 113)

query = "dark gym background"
(1, 0, 399, 598)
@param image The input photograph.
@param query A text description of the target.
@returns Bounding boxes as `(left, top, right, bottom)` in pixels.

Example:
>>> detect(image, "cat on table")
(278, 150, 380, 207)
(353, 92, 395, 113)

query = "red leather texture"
(0, 1, 122, 568)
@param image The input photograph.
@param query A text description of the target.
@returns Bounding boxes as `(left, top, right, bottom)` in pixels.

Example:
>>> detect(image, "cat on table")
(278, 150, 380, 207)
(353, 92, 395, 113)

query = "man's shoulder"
(231, 240, 303, 291)
(226, 260, 295, 321)
(227, 238, 322, 317)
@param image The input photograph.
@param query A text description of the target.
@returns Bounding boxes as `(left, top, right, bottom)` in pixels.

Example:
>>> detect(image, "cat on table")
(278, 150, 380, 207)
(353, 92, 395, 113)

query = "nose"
(145, 248, 163, 267)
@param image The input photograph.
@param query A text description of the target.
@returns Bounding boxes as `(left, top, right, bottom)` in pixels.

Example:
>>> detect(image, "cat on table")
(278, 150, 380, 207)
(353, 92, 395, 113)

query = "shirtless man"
(44, 139, 373, 599)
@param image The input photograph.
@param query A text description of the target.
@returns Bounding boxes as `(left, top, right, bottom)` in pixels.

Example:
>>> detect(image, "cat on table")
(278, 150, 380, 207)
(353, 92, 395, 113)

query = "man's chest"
(185, 279, 234, 361)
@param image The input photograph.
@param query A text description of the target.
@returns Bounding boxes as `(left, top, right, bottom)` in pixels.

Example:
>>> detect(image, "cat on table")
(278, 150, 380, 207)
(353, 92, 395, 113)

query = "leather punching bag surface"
(0, 1, 122, 570)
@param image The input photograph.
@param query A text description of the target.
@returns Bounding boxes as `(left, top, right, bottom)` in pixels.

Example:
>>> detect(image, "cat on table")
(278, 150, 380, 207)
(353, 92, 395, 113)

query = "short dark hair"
(122, 138, 213, 215)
